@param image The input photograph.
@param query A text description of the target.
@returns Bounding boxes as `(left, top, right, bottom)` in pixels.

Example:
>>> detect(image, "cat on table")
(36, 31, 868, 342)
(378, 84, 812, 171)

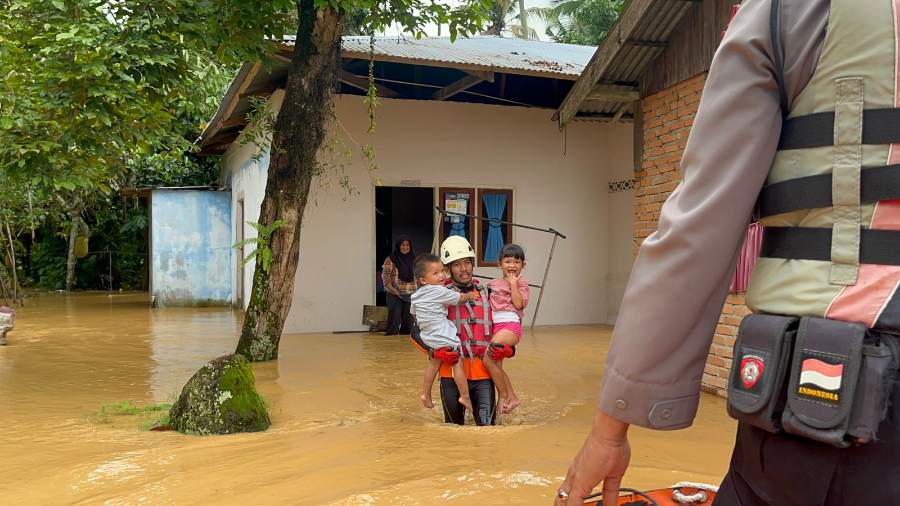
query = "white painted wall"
(222, 91, 633, 332)
(605, 155, 635, 324)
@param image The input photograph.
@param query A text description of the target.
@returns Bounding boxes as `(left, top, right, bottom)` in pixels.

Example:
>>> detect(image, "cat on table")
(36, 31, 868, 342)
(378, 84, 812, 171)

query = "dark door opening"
(375, 186, 434, 306)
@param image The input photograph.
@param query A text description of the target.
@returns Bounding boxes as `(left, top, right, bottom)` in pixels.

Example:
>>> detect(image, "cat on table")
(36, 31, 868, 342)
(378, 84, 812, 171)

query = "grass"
(96, 400, 173, 430)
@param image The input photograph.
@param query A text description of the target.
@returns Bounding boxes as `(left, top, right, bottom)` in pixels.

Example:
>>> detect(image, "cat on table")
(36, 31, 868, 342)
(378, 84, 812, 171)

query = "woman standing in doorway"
(382, 236, 416, 335)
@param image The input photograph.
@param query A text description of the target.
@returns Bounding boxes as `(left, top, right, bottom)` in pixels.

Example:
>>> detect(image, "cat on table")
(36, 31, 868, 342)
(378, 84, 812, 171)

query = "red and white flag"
(799, 358, 844, 391)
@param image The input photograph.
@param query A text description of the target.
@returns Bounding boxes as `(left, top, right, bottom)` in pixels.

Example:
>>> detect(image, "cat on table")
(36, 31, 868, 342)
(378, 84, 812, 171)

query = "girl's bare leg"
(421, 357, 442, 408)
(484, 329, 521, 413)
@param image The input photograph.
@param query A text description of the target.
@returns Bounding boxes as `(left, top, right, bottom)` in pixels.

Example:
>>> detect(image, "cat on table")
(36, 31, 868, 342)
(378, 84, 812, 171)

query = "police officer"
(557, 0, 900, 504)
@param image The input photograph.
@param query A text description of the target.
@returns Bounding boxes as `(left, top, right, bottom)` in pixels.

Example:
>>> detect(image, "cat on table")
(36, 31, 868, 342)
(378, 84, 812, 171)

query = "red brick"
(715, 324, 736, 337)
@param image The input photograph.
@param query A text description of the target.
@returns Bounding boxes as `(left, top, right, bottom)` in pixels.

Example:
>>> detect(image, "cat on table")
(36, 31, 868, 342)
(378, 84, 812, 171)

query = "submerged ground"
(1, 293, 735, 504)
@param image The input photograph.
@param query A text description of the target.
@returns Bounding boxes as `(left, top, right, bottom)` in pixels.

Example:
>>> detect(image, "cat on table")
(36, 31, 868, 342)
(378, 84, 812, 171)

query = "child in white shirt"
(410, 253, 479, 411)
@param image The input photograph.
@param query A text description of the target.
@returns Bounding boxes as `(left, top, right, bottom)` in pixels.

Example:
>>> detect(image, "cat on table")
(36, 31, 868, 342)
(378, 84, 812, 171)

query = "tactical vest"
(747, 0, 900, 332)
(442, 280, 493, 380)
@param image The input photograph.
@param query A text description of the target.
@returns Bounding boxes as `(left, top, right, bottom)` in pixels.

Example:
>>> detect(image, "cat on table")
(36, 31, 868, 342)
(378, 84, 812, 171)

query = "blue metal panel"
(151, 190, 233, 307)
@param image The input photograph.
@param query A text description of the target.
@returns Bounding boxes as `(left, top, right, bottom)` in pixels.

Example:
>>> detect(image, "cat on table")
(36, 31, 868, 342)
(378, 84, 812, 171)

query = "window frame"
(476, 188, 514, 267)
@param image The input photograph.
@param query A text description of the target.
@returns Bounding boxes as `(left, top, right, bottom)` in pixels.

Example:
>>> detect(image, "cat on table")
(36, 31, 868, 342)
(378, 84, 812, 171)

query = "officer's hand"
(556, 409, 630, 506)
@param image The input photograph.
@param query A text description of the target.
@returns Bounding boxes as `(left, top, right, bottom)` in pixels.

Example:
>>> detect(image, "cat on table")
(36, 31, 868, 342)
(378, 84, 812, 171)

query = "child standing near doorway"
(411, 253, 479, 412)
(484, 244, 530, 414)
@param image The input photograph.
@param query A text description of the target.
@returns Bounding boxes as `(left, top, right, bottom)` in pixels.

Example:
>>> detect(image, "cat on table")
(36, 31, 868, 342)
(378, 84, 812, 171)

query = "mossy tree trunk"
(65, 213, 86, 293)
(235, 1, 344, 361)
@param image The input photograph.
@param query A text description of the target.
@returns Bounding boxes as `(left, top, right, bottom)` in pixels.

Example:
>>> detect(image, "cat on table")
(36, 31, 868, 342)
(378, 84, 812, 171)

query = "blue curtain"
(449, 220, 466, 238)
(482, 193, 507, 262)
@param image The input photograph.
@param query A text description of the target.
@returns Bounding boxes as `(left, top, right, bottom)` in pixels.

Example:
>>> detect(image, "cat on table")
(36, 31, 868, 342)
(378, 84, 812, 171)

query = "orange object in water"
(583, 484, 717, 506)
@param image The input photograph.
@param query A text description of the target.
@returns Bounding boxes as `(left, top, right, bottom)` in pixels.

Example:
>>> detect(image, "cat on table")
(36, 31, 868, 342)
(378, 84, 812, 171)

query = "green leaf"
(242, 249, 259, 266)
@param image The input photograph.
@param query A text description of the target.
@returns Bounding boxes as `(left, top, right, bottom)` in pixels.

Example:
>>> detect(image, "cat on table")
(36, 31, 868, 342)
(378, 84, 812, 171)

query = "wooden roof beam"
(625, 39, 667, 48)
(272, 53, 292, 65)
(219, 117, 249, 130)
(554, 0, 655, 127)
(339, 69, 403, 99)
(572, 112, 635, 122)
(200, 131, 242, 154)
(201, 62, 261, 145)
(586, 84, 640, 103)
(239, 80, 283, 99)
(431, 71, 494, 101)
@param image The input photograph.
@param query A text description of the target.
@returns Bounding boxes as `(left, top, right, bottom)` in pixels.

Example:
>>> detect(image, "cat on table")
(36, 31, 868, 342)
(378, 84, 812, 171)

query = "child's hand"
(505, 271, 520, 285)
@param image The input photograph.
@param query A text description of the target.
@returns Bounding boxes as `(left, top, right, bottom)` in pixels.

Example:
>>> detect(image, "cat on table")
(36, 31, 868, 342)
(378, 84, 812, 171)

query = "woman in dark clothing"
(381, 236, 416, 335)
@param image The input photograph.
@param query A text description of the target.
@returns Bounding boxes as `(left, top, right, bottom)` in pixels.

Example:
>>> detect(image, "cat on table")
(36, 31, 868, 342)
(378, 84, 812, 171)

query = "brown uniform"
(600, 0, 900, 502)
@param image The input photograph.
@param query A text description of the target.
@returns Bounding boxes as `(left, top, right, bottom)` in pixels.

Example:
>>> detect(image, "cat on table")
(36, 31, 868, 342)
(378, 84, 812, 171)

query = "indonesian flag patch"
(797, 357, 844, 404)
(740, 355, 765, 390)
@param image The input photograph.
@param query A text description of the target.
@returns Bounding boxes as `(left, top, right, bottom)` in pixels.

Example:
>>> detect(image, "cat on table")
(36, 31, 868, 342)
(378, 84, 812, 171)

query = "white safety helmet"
(440, 235, 475, 265)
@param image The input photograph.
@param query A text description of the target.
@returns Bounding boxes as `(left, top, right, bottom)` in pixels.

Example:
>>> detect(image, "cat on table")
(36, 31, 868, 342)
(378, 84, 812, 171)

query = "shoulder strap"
(771, 0, 789, 115)
(479, 285, 492, 337)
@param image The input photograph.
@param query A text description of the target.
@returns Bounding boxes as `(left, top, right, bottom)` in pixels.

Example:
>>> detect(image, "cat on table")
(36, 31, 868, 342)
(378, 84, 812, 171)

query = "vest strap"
(761, 227, 900, 266)
(479, 285, 492, 337)
(779, 108, 900, 150)
(757, 163, 900, 217)
(830, 78, 864, 285)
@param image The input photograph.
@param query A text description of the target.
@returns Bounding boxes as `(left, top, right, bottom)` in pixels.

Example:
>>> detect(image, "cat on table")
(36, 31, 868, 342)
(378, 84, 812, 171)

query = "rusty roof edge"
(339, 49, 582, 80)
(553, 0, 657, 127)
(197, 62, 257, 146)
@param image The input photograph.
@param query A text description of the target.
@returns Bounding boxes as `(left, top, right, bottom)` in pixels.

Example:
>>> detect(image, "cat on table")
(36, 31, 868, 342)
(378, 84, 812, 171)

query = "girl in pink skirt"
(484, 244, 530, 414)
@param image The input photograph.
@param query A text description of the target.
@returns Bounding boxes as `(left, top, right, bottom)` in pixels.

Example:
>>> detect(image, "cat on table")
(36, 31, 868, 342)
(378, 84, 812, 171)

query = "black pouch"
(727, 314, 799, 432)
(845, 338, 894, 443)
(780, 316, 893, 448)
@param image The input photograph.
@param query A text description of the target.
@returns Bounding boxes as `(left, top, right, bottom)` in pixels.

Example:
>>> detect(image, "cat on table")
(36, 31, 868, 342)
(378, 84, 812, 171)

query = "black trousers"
(714, 378, 900, 505)
(385, 293, 410, 333)
(440, 377, 497, 426)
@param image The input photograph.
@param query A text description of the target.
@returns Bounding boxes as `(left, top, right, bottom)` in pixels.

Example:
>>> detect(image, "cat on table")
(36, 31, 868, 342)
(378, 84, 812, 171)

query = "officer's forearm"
(591, 408, 629, 442)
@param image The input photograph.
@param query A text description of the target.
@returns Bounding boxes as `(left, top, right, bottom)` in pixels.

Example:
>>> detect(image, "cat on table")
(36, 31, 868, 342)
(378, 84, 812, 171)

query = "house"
(554, 0, 744, 396)
(199, 35, 635, 333)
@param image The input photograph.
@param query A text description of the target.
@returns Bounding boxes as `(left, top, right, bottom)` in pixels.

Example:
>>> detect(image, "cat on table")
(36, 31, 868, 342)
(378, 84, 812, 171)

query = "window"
(477, 188, 513, 267)
(439, 187, 475, 248)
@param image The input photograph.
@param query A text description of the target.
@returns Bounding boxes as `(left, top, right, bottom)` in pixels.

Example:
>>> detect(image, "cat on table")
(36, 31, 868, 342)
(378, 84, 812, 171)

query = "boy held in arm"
(411, 253, 479, 412)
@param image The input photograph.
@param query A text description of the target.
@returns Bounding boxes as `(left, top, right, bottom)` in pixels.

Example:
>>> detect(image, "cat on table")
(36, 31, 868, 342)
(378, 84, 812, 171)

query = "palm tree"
(483, 0, 539, 39)
(532, 0, 624, 46)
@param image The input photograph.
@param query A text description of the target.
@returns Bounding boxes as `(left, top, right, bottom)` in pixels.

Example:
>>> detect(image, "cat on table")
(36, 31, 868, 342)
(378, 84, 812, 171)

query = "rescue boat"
(583, 483, 716, 506)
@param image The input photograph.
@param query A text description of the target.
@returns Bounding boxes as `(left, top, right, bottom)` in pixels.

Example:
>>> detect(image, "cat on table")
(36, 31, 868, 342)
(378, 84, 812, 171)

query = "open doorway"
(375, 186, 434, 306)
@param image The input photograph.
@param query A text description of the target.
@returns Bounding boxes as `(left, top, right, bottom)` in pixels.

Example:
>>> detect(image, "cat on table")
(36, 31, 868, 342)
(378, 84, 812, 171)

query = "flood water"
(1, 293, 736, 504)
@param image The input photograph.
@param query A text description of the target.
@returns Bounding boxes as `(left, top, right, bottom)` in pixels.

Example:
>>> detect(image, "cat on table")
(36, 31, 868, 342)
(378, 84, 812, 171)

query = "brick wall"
(635, 72, 747, 398)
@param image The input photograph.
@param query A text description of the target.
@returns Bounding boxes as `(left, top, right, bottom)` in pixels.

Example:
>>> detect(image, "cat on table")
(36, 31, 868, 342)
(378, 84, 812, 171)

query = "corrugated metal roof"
(201, 35, 593, 150)
(281, 35, 596, 79)
(555, 0, 699, 125)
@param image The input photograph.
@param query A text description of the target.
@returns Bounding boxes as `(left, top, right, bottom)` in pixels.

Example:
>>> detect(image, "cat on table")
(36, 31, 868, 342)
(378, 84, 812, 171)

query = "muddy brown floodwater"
(1, 293, 736, 505)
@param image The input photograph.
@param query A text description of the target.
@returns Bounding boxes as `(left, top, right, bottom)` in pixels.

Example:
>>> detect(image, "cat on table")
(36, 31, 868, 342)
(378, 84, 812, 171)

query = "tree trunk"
(4, 222, 18, 303)
(65, 213, 87, 293)
(517, 0, 528, 36)
(235, 0, 344, 361)
(65, 216, 79, 293)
